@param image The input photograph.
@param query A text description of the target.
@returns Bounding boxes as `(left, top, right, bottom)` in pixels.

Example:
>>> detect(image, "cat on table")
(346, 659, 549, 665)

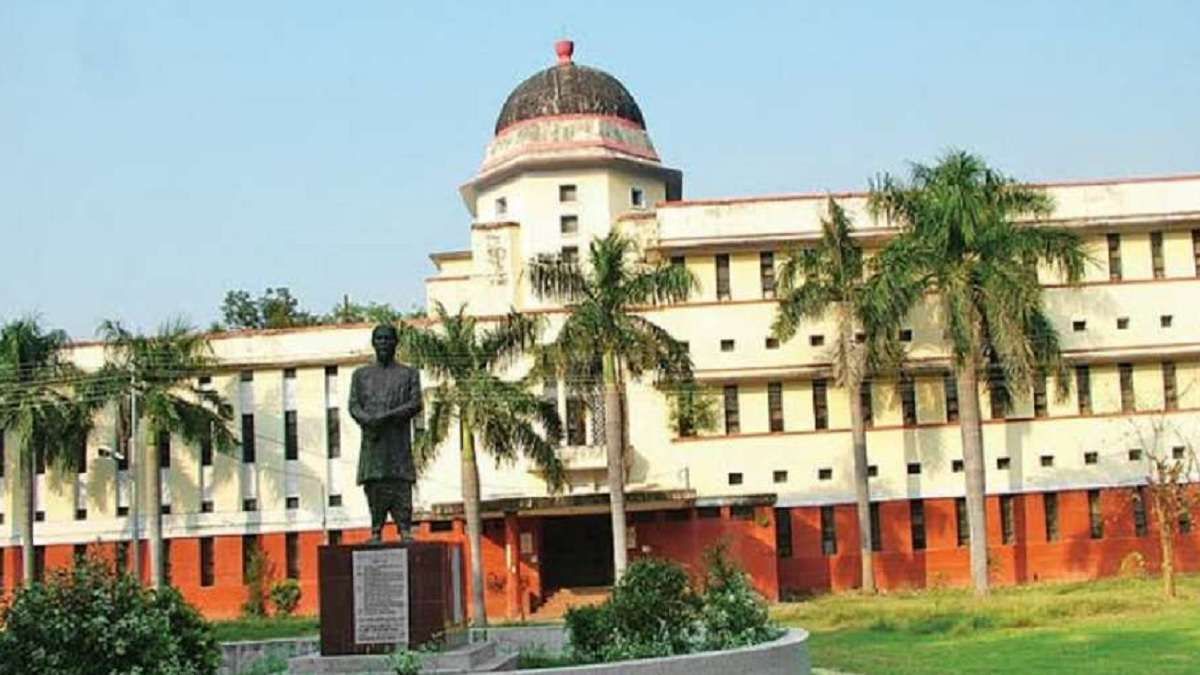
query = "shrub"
(242, 547, 271, 618)
(564, 604, 614, 662)
(699, 543, 778, 650)
(269, 579, 302, 616)
(0, 556, 221, 674)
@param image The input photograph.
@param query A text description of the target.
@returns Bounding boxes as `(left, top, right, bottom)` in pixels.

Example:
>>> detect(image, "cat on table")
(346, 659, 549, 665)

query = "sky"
(3, 1, 1198, 338)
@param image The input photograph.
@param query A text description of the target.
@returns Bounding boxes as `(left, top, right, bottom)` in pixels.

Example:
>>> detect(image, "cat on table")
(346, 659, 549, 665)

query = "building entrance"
(540, 514, 614, 590)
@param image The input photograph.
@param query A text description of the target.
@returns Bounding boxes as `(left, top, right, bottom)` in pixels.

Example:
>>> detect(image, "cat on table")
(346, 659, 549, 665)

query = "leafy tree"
(667, 380, 720, 438)
(86, 319, 238, 588)
(771, 197, 900, 593)
(699, 543, 777, 650)
(528, 232, 695, 579)
(220, 287, 318, 330)
(866, 151, 1086, 595)
(324, 296, 408, 325)
(399, 303, 565, 627)
(0, 318, 92, 586)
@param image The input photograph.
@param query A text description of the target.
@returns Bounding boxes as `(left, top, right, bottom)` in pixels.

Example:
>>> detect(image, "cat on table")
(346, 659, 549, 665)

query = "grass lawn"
(210, 615, 319, 643)
(773, 574, 1200, 674)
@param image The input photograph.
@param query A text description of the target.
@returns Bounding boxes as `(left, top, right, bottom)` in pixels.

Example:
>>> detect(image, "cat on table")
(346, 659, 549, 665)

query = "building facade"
(2, 41, 1199, 619)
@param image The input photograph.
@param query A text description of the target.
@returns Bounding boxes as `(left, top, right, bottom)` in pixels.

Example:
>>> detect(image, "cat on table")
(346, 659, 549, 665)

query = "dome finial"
(555, 39, 574, 65)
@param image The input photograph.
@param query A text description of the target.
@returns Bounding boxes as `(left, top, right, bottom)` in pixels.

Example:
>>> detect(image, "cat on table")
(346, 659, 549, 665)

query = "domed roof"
(494, 41, 645, 135)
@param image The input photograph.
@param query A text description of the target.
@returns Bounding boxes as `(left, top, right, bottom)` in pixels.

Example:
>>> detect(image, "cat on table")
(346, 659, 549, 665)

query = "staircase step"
(423, 640, 496, 670)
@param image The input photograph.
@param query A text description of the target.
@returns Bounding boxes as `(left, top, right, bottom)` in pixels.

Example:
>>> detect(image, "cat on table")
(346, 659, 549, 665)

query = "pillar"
(504, 511, 522, 620)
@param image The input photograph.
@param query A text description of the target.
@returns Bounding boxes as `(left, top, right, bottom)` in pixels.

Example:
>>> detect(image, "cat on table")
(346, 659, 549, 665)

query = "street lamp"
(98, 444, 139, 580)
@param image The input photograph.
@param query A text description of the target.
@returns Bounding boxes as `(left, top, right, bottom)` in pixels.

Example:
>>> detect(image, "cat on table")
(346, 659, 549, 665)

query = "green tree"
(0, 318, 92, 587)
(528, 232, 695, 579)
(325, 295, 407, 325)
(771, 197, 899, 593)
(87, 319, 238, 588)
(220, 287, 318, 330)
(866, 151, 1086, 595)
(399, 303, 565, 627)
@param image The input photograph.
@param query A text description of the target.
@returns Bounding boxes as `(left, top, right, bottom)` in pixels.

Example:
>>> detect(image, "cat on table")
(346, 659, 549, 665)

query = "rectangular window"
(1193, 229, 1200, 276)
(989, 371, 1008, 419)
(559, 184, 577, 202)
(74, 437, 86, 473)
(630, 186, 645, 207)
(910, 500, 926, 551)
(35, 447, 45, 475)
(775, 508, 792, 558)
(1133, 487, 1148, 537)
(767, 382, 784, 432)
(560, 215, 579, 235)
(200, 537, 214, 587)
(328, 530, 342, 546)
(286, 532, 300, 580)
(156, 431, 170, 469)
(1075, 366, 1092, 415)
(820, 506, 837, 556)
(115, 541, 129, 575)
(944, 374, 960, 422)
(1117, 317, 1130, 330)
(200, 427, 213, 467)
(697, 506, 721, 519)
(1033, 371, 1048, 418)
(328, 494, 342, 507)
(1044, 492, 1059, 541)
(715, 254, 731, 300)
(74, 543, 87, 564)
(860, 381, 874, 428)
(561, 246, 579, 264)
(1088, 490, 1104, 539)
(727, 472, 743, 485)
(242, 535, 259, 584)
(284, 411, 299, 461)
(723, 385, 740, 434)
(326, 408, 341, 458)
(34, 546, 45, 582)
(760, 251, 776, 299)
(720, 339, 735, 352)
(773, 470, 788, 483)
(286, 496, 299, 510)
(1119, 363, 1135, 413)
(1163, 362, 1178, 411)
(162, 539, 172, 585)
(900, 377, 917, 427)
(955, 497, 969, 547)
(565, 396, 587, 446)
(869, 503, 883, 552)
(495, 197, 507, 216)
(1107, 233, 1122, 281)
(1000, 495, 1015, 545)
(243, 498, 258, 512)
(670, 255, 685, 268)
(1151, 231, 1165, 279)
(813, 379, 829, 430)
(241, 414, 256, 463)
(0, 428, 5, 477)
(765, 337, 779, 350)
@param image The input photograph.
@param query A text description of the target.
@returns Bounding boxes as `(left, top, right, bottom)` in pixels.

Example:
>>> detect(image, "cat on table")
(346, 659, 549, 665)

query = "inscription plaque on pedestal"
(352, 548, 409, 646)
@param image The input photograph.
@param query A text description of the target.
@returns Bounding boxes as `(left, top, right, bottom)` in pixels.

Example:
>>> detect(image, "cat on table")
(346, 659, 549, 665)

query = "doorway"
(540, 514, 614, 590)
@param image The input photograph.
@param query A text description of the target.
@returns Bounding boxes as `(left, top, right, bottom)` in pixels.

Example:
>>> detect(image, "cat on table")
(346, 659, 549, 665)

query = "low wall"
(219, 636, 318, 674)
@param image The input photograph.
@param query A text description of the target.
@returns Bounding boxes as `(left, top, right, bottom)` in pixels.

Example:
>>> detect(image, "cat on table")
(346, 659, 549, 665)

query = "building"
(2, 40, 1199, 619)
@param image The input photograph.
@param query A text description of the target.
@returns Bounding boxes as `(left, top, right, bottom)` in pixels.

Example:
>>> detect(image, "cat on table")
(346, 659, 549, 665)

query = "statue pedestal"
(317, 541, 466, 656)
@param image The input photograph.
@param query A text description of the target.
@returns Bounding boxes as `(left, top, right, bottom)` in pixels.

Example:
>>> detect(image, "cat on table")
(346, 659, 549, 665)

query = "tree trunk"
(1155, 497, 1176, 599)
(603, 352, 628, 580)
(956, 362, 990, 596)
(147, 427, 163, 588)
(21, 448, 34, 587)
(460, 418, 488, 627)
(847, 378, 875, 593)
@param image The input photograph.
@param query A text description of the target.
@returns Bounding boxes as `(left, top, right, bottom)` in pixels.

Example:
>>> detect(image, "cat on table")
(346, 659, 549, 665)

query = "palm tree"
(866, 151, 1085, 595)
(771, 197, 899, 594)
(88, 319, 238, 588)
(0, 318, 92, 586)
(528, 232, 696, 579)
(399, 303, 565, 628)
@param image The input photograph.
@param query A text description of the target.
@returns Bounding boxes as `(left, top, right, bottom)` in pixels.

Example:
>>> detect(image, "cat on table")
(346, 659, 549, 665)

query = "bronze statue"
(349, 324, 423, 542)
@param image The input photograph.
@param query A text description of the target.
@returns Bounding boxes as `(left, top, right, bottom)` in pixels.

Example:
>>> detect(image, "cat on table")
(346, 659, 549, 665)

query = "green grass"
(210, 615, 319, 642)
(773, 574, 1200, 674)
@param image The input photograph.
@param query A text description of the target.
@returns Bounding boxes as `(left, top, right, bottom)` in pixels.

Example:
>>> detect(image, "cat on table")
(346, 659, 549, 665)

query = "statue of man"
(349, 324, 423, 543)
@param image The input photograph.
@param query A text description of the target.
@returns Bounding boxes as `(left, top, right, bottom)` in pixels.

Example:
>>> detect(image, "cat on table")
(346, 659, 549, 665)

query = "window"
(34, 546, 45, 582)
(727, 472, 743, 485)
(773, 470, 788, 483)
(155, 431, 170, 469)
(1106, 233, 1122, 281)
(869, 503, 883, 552)
(1033, 371, 1048, 418)
(955, 498, 969, 547)
(328, 494, 343, 507)
(812, 379, 829, 430)
(328, 530, 342, 546)
(116, 541, 129, 575)
(1193, 229, 1200, 275)
(809, 334, 825, 347)
(910, 500, 926, 550)
(1151, 231, 1165, 279)
(1088, 490, 1104, 539)
(1117, 317, 1129, 330)
(162, 539, 172, 585)
(200, 427, 213, 467)
(1133, 487, 1148, 537)
(495, 197, 507, 216)
(559, 184, 577, 202)
(1075, 366, 1092, 415)
(560, 215, 578, 235)
(1119, 363, 1135, 412)
(241, 414, 255, 463)
(1085, 451, 1099, 465)
(899, 328, 914, 342)
(997, 457, 1011, 470)
(200, 537, 214, 587)
(1000, 495, 1015, 545)
(242, 535, 259, 583)
(989, 371, 1008, 419)
(284, 410, 298, 461)
(243, 498, 258, 512)
(1180, 511, 1193, 534)
(286, 496, 300, 510)
(0, 428, 5, 478)
(775, 508, 792, 558)
(566, 396, 587, 446)
(867, 465, 878, 478)
(670, 255, 685, 268)
(760, 252, 776, 299)
(767, 382, 784, 432)
(697, 506, 721, 519)
(1040, 455, 1054, 467)
(327, 407, 341, 458)
(1173, 446, 1186, 460)
(720, 339, 735, 352)
(860, 381, 874, 428)
(1044, 493, 1060, 541)
(201, 500, 214, 513)
(198, 375, 212, 387)
(240, 370, 254, 383)
(430, 520, 454, 532)
(820, 506, 837, 555)
(1161, 315, 1173, 328)
(818, 468, 833, 481)
(74, 543, 87, 564)
(765, 337, 780, 350)
(907, 462, 921, 475)
(952, 459, 965, 472)
(944, 374, 960, 422)
(723, 385, 740, 434)
(561, 246, 579, 264)
(75, 508, 87, 521)
(286, 532, 300, 580)
(1072, 320, 1087, 332)
(731, 505, 754, 520)
(74, 437, 86, 473)
(899, 377, 917, 426)
(35, 447, 45, 475)
(715, 254, 731, 300)
(630, 186, 645, 207)
(1163, 362, 1178, 411)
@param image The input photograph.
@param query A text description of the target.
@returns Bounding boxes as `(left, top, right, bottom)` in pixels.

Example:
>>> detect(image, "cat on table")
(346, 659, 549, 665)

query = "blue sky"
(3, 1, 1197, 337)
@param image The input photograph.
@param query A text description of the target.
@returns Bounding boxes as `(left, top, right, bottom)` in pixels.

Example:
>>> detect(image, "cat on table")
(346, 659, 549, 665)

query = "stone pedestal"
(318, 541, 465, 656)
